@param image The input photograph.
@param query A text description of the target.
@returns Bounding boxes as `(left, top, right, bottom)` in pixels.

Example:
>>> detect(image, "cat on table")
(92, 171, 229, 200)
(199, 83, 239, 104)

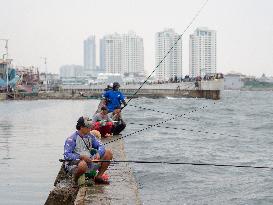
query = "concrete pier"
(61, 80, 224, 100)
(45, 136, 142, 205)
(1, 80, 223, 101)
(0, 93, 6, 100)
(75, 137, 142, 205)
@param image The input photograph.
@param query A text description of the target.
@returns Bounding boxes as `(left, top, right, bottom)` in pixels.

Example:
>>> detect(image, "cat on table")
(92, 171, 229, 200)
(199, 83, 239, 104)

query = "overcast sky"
(1, 0, 273, 77)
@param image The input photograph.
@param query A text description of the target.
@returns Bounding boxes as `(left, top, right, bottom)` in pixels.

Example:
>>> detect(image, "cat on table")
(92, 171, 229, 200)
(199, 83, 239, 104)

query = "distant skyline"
(0, 0, 273, 77)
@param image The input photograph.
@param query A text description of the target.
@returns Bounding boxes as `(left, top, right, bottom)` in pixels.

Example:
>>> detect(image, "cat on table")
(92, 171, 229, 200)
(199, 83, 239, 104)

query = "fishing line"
(124, 0, 209, 107)
(128, 104, 200, 122)
(103, 104, 213, 145)
(128, 122, 240, 138)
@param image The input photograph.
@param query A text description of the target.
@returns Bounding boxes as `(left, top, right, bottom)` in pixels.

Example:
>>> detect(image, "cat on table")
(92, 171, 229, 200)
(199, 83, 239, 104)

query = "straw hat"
(90, 130, 101, 139)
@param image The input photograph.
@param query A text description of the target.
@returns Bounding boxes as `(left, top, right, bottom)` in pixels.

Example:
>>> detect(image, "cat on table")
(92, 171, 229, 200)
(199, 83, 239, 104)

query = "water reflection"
(0, 120, 13, 162)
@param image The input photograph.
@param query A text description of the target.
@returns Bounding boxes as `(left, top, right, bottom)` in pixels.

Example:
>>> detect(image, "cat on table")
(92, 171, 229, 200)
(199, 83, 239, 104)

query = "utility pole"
(41, 57, 47, 92)
(0, 39, 9, 92)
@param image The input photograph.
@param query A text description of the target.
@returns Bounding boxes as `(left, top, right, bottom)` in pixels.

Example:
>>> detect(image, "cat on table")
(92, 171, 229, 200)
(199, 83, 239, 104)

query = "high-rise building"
(155, 28, 182, 81)
(100, 33, 122, 74)
(84, 35, 96, 70)
(122, 32, 144, 75)
(100, 32, 144, 75)
(189, 27, 217, 77)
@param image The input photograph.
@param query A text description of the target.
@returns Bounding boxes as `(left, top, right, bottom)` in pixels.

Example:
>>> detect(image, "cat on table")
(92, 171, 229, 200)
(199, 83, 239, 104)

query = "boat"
(0, 59, 20, 92)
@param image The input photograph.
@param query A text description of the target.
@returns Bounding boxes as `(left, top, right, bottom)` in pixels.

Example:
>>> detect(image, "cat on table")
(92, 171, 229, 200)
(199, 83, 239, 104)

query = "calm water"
(0, 91, 273, 204)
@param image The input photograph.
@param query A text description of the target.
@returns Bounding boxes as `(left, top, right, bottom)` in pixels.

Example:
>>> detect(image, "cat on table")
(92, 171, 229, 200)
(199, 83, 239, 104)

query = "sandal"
(94, 177, 110, 185)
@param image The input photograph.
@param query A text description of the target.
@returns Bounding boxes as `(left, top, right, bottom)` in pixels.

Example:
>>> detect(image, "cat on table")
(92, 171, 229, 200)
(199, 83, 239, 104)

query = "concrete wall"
(55, 89, 220, 100)
(61, 79, 224, 91)
(60, 80, 223, 100)
(0, 93, 6, 100)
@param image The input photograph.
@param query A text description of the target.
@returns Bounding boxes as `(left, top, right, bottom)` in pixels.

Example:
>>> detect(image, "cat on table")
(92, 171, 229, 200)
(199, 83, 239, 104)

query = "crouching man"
(111, 107, 126, 135)
(64, 116, 113, 186)
(92, 106, 113, 138)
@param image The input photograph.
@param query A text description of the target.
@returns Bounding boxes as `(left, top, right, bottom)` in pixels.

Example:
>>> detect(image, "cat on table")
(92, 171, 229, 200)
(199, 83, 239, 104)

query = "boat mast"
(0, 39, 9, 92)
(41, 57, 47, 92)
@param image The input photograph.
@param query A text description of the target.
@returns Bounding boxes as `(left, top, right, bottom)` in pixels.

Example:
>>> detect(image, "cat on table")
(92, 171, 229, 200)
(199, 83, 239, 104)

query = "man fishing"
(111, 107, 126, 135)
(64, 116, 113, 186)
(92, 106, 113, 138)
(103, 82, 127, 113)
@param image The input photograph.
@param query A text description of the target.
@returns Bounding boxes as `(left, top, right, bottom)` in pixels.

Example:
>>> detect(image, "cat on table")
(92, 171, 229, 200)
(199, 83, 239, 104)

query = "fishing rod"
(59, 159, 273, 170)
(124, 0, 209, 108)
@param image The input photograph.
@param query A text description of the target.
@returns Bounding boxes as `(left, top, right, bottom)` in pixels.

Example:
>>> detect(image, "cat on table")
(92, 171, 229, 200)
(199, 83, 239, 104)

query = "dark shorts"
(64, 160, 100, 174)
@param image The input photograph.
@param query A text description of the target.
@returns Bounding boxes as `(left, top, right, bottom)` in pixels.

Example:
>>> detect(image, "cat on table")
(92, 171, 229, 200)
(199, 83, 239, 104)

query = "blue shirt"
(64, 131, 105, 161)
(103, 90, 125, 112)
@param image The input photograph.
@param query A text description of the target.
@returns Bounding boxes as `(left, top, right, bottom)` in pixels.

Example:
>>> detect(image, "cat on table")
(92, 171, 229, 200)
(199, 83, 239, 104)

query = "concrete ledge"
(0, 93, 6, 100)
(76, 137, 142, 205)
(45, 136, 141, 205)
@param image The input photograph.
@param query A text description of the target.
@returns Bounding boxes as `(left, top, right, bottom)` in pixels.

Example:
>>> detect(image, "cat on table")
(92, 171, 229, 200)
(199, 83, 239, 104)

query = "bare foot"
(105, 133, 113, 138)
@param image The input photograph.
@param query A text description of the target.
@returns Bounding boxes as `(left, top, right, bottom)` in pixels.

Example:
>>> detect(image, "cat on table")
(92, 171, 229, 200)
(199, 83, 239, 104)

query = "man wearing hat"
(103, 82, 127, 112)
(64, 116, 113, 186)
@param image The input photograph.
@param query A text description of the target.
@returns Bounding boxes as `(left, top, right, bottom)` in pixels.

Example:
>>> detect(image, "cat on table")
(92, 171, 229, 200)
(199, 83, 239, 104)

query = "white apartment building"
(100, 33, 122, 74)
(84, 35, 96, 70)
(122, 32, 144, 75)
(155, 28, 183, 81)
(100, 32, 144, 75)
(189, 27, 217, 77)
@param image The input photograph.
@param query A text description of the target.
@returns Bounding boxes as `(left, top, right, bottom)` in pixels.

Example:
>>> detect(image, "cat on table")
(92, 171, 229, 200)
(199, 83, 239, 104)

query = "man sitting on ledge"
(111, 107, 126, 135)
(92, 106, 113, 138)
(64, 116, 113, 186)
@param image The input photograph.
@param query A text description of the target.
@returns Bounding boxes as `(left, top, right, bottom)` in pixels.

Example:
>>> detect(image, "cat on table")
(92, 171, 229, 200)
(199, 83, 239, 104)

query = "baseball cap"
(76, 116, 92, 128)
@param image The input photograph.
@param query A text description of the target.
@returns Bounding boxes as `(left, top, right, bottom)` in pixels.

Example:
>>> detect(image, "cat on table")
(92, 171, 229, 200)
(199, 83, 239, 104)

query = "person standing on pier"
(103, 82, 127, 113)
(64, 116, 113, 186)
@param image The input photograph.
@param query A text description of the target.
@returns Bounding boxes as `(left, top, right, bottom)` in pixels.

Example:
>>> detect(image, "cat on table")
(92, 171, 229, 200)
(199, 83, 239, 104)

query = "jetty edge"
(1, 80, 223, 100)
(62, 80, 223, 100)
(45, 136, 142, 205)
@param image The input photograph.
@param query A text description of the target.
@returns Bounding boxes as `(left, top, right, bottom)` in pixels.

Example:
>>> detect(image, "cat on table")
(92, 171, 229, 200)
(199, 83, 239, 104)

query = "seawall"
(1, 80, 223, 101)
(61, 80, 223, 100)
